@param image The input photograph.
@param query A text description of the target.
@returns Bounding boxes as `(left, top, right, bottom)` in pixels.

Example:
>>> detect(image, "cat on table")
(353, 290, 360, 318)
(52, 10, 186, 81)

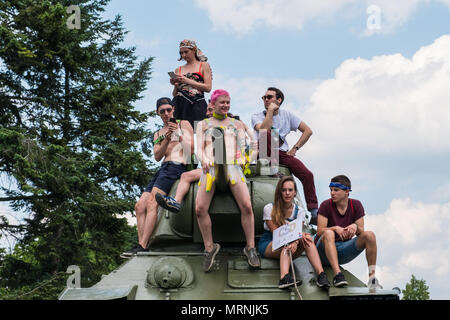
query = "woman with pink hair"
(194, 89, 261, 272)
(171, 39, 212, 129)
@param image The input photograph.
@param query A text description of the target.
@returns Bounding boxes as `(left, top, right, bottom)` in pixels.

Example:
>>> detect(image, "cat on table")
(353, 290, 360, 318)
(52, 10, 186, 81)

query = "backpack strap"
(293, 204, 299, 220)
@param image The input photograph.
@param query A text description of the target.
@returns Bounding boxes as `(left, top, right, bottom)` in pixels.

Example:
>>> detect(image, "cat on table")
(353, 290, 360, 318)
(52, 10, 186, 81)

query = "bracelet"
(154, 134, 166, 145)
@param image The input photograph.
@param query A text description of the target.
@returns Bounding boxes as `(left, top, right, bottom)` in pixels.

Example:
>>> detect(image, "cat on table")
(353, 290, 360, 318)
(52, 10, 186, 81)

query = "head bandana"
(329, 182, 352, 192)
(179, 39, 208, 62)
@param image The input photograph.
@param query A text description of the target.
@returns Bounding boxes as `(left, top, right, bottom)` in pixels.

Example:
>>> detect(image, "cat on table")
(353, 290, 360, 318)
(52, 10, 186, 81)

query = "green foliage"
(0, 0, 155, 298)
(402, 274, 430, 300)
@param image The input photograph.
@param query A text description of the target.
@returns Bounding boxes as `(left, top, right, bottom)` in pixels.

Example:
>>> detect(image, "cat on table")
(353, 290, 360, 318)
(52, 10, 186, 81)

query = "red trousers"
(259, 130, 318, 210)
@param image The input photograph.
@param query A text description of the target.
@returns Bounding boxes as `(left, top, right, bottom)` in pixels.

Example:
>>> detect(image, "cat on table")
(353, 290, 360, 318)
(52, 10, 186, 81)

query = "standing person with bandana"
(171, 39, 212, 130)
(315, 175, 383, 290)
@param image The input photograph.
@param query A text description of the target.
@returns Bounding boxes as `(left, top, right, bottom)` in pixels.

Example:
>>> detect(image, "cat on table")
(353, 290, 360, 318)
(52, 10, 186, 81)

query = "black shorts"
(144, 161, 186, 194)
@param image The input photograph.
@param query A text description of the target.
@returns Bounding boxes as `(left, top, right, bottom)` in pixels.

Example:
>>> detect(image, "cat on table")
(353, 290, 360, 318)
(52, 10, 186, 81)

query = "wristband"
(154, 134, 165, 145)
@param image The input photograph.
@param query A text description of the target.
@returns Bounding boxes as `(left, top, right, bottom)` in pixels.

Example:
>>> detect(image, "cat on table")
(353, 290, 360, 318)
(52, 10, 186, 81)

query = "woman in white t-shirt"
(258, 176, 330, 289)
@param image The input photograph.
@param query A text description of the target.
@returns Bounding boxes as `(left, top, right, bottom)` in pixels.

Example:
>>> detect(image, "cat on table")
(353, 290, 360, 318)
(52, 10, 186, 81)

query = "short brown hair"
(331, 175, 351, 190)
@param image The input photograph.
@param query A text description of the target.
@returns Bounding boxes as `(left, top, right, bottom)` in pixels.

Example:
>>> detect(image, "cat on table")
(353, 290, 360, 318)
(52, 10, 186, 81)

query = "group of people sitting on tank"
(121, 39, 383, 291)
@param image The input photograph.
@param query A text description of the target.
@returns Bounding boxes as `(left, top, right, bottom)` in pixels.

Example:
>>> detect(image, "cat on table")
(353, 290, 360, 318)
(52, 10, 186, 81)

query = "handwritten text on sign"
(272, 218, 303, 251)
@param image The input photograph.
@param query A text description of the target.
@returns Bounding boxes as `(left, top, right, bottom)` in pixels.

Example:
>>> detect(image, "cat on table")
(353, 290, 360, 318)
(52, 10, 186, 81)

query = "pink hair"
(210, 89, 230, 105)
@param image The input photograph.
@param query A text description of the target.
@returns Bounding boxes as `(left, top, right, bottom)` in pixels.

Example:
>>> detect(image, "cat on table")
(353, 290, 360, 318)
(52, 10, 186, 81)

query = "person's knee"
(135, 196, 148, 215)
(195, 202, 208, 218)
(322, 229, 335, 242)
(240, 200, 253, 216)
(180, 171, 193, 182)
(361, 231, 376, 244)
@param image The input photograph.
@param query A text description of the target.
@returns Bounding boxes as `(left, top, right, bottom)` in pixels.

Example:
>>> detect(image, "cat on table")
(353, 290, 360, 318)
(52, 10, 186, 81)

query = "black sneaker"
(278, 273, 302, 289)
(333, 272, 348, 287)
(316, 272, 331, 289)
(155, 193, 181, 213)
(120, 244, 147, 258)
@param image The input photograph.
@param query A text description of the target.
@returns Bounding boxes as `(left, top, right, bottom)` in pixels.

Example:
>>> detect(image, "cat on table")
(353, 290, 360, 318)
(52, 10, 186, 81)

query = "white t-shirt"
(262, 202, 306, 231)
(251, 109, 302, 152)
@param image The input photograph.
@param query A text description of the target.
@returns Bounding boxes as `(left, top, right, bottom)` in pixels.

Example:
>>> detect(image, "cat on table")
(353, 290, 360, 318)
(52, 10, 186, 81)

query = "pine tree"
(0, 0, 155, 295)
(402, 274, 430, 300)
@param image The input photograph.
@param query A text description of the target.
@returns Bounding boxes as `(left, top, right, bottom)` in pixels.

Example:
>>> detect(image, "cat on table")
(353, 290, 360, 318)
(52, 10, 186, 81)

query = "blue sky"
(1, 0, 450, 299)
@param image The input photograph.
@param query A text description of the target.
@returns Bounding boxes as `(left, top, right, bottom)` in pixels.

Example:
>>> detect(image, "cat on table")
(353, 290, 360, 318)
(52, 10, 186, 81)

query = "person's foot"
(367, 276, 383, 290)
(120, 244, 147, 258)
(309, 208, 318, 225)
(316, 271, 331, 289)
(243, 246, 261, 268)
(278, 273, 302, 289)
(155, 193, 181, 213)
(333, 272, 348, 287)
(269, 171, 285, 178)
(203, 243, 221, 272)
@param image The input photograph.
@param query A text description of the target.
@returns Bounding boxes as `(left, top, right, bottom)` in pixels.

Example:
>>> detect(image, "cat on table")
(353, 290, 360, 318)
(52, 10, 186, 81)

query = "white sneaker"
(368, 276, 383, 290)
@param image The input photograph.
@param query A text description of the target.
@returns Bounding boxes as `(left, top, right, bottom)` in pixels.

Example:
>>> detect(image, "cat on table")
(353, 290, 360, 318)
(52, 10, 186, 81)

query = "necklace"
(212, 112, 227, 120)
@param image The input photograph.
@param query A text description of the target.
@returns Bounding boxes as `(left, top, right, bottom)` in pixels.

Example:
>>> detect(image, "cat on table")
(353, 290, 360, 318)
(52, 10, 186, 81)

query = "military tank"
(59, 128, 400, 301)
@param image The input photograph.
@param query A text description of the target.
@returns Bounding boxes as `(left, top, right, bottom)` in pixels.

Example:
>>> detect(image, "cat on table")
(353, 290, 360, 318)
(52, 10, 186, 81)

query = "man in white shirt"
(251, 87, 319, 223)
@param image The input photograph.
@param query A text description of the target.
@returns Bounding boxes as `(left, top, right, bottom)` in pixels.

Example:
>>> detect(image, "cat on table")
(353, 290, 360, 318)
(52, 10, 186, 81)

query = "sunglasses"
(261, 95, 275, 101)
(159, 107, 173, 115)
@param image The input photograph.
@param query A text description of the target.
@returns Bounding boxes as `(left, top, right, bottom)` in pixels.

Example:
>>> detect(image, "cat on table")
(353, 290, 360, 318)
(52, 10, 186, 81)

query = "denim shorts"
(144, 161, 186, 194)
(316, 235, 364, 266)
(257, 231, 273, 257)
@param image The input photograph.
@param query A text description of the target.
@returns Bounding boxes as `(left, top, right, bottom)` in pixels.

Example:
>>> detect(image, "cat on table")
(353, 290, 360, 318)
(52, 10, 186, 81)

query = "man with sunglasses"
(251, 87, 319, 224)
(121, 97, 194, 257)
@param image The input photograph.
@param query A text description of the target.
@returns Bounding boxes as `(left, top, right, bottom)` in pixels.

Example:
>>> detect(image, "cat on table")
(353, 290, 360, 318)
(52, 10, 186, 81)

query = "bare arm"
(287, 121, 313, 156)
(254, 102, 279, 131)
(195, 121, 213, 172)
(171, 67, 180, 97)
(154, 127, 173, 162)
(179, 120, 194, 157)
(173, 62, 212, 93)
(317, 214, 346, 241)
(266, 219, 280, 232)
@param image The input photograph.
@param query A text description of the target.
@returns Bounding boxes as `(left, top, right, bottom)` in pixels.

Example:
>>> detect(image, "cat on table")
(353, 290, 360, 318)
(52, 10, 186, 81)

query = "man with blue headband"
(314, 175, 382, 290)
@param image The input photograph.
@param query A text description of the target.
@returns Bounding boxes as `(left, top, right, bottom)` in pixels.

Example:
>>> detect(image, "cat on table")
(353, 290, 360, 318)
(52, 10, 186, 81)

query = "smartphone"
(168, 72, 177, 79)
(169, 117, 177, 123)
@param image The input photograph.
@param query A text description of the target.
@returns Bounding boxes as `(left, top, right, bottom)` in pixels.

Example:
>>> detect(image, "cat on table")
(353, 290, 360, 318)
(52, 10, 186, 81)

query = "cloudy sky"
(2, 0, 450, 299)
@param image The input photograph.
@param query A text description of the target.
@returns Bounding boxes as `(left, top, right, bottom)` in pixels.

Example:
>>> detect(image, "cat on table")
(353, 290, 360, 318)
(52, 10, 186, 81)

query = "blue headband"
(329, 182, 352, 191)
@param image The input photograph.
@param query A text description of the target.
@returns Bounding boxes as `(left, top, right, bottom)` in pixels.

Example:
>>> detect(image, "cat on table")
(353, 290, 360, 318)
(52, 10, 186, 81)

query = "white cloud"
(344, 199, 450, 299)
(302, 34, 450, 158)
(194, 0, 450, 36)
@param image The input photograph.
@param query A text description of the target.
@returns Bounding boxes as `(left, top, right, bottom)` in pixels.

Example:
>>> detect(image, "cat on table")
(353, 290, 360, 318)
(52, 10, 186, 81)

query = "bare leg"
(356, 231, 377, 277)
(264, 242, 289, 278)
(139, 187, 165, 248)
(322, 229, 341, 276)
(174, 169, 202, 203)
(229, 181, 255, 248)
(195, 181, 216, 252)
(302, 234, 324, 274)
(135, 192, 150, 242)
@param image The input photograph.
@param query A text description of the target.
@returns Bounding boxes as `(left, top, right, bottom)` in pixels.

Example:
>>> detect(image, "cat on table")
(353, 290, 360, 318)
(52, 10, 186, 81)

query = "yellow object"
(206, 173, 213, 192)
